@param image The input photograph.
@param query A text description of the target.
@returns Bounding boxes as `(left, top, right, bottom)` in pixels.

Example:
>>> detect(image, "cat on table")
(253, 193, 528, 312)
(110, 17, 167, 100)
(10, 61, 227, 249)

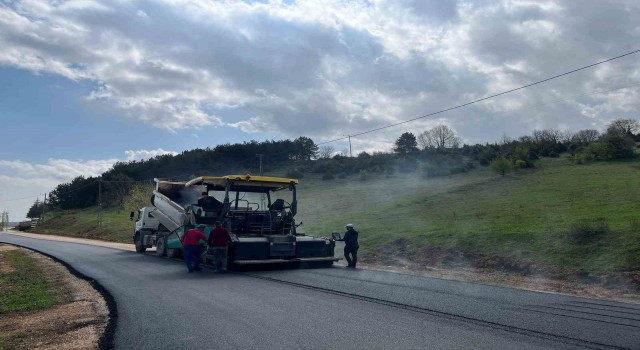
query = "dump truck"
(130, 175, 338, 267)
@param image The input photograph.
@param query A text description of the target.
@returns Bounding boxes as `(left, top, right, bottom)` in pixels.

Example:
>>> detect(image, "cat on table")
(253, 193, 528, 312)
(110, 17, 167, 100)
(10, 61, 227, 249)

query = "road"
(1, 232, 639, 350)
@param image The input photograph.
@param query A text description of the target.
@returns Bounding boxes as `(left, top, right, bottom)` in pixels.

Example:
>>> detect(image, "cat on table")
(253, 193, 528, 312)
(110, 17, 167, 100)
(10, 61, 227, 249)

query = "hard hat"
(346, 223, 354, 228)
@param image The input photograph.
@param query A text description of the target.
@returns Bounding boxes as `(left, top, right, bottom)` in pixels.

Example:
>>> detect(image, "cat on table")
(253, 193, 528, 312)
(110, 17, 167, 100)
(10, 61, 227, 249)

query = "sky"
(1, 0, 639, 220)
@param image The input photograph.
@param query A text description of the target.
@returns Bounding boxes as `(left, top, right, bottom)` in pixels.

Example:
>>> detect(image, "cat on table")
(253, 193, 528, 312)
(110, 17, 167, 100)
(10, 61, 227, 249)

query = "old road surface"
(1, 233, 639, 350)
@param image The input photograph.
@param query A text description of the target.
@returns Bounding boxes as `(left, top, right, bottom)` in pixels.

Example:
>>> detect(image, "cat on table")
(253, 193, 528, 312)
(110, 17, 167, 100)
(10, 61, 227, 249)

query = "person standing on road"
(208, 221, 232, 273)
(181, 224, 207, 273)
(341, 223, 359, 268)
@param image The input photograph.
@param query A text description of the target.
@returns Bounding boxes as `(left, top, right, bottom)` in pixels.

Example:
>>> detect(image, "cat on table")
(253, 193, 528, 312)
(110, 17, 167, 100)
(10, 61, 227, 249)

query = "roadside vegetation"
(0, 245, 109, 349)
(36, 207, 132, 242)
(0, 247, 56, 314)
(1, 246, 57, 349)
(29, 118, 640, 290)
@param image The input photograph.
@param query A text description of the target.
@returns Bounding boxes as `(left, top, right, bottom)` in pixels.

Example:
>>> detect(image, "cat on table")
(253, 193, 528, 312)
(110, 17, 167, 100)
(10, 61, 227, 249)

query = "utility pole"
(1, 212, 8, 231)
(41, 193, 47, 223)
(348, 135, 352, 157)
(97, 180, 102, 229)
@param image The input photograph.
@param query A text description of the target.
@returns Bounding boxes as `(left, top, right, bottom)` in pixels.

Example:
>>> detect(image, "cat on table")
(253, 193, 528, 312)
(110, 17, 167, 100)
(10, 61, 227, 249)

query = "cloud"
(0, 149, 176, 220)
(125, 148, 178, 161)
(0, 0, 639, 147)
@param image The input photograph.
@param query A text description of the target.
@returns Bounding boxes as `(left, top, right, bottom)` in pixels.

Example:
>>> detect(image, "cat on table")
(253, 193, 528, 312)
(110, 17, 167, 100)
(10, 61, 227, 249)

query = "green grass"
(0, 249, 57, 313)
(36, 207, 132, 242)
(35, 156, 640, 273)
(294, 157, 640, 272)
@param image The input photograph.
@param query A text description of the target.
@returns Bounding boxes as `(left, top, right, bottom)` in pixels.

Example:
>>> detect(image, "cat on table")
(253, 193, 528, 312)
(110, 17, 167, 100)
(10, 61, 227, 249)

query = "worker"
(341, 223, 359, 268)
(181, 224, 207, 273)
(208, 221, 232, 273)
(198, 191, 223, 210)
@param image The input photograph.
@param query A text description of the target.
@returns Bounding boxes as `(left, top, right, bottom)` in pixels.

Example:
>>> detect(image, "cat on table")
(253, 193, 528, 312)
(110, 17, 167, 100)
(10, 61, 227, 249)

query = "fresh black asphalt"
(1, 233, 638, 350)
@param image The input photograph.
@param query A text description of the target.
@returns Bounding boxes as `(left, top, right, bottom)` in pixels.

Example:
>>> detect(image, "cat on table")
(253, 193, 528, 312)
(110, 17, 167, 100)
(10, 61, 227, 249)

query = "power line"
(317, 49, 640, 145)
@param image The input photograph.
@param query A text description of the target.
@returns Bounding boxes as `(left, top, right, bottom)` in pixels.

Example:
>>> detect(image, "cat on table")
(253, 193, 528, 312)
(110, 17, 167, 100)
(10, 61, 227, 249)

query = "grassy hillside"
(35, 157, 640, 275)
(35, 207, 132, 242)
(298, 157, 640, 272)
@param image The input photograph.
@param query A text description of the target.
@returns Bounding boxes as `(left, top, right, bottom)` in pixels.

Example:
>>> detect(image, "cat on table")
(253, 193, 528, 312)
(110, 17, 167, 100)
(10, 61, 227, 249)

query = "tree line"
(35, 118, 639, 215)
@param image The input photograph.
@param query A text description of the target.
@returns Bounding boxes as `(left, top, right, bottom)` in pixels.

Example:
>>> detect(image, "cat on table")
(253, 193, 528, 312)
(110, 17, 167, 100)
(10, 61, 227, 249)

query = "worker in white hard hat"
(339, 223, 359, 268)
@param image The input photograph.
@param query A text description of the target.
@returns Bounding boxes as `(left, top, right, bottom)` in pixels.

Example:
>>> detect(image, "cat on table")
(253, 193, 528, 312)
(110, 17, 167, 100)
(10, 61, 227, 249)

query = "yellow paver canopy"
(185, 175, 298, 191)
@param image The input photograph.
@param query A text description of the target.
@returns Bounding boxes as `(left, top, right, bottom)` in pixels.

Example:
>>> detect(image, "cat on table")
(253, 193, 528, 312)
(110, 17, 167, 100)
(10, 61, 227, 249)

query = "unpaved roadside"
(0, 244, 109, 349)
(3, 230, 136, 252)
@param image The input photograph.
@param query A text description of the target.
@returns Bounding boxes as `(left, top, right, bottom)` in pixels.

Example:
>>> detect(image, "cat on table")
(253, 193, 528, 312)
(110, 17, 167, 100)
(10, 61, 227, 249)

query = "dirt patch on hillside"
(361, 238, 640, 302)
(0, 245, 109, 349)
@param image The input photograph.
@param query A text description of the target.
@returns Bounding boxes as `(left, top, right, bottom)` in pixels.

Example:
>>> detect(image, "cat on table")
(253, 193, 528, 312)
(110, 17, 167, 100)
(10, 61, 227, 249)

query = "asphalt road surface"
(1, 233, 639, 350)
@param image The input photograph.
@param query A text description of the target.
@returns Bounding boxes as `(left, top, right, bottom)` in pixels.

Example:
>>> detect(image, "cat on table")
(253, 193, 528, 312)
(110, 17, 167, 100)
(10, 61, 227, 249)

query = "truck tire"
(167, 248, 180, 259)
(134, 232, 146, 253)
(156, 237, 167, 257)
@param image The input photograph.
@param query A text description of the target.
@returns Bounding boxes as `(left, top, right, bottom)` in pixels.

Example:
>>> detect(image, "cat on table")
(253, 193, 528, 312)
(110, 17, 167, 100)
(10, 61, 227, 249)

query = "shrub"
(568, 218, 610, 243)
(585, 142, 608, 160)
(601, 133, 636, 159)
(385, 167, 395, 178)
(321, 173, 335, 180)
(514, 160, 527, 169)
(286, 168, 304, 178)
(570, 153, 589, 164)
(479, 158, 490, 166)
(359, 170, 369, 181)
(511, 146, 535, 168)
(397, 157, 418, 172)
(528, 151, 539, 160)
(549, 151, 560, 158)
(490, 156, 511, 176)
(421, 163, 450, 178)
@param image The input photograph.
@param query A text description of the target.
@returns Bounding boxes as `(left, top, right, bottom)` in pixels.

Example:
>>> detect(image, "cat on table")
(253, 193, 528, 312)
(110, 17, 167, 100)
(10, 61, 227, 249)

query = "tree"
(102, 173, 134, 207)
(27, 199, 44, 219)
(598, 132, 636, 159)
(318, 145, 335, 159)
(532, 129, 562, 144)
(606, 118, 640, 136)
(123, 183, 155, 214)
(559, 130, 574, 143)
(490, 156, 511, 176)
(394, 132, 419, 155)
(290, 136, 318, 160)
(418, 125, 460, 150)
(571, 129, 600, 144)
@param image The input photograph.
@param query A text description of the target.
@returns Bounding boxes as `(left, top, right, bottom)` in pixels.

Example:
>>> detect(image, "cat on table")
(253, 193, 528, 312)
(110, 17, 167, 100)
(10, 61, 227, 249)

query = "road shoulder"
(0, 244, 110, 349)
(3, 230, 135, 251)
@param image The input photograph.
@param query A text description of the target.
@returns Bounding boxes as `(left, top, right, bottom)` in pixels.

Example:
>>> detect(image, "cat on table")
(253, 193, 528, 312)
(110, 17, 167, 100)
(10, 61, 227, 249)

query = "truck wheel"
(156, 237, 167, 257)
(134, 232, 146, 253)
(167, 248, 180, 259)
